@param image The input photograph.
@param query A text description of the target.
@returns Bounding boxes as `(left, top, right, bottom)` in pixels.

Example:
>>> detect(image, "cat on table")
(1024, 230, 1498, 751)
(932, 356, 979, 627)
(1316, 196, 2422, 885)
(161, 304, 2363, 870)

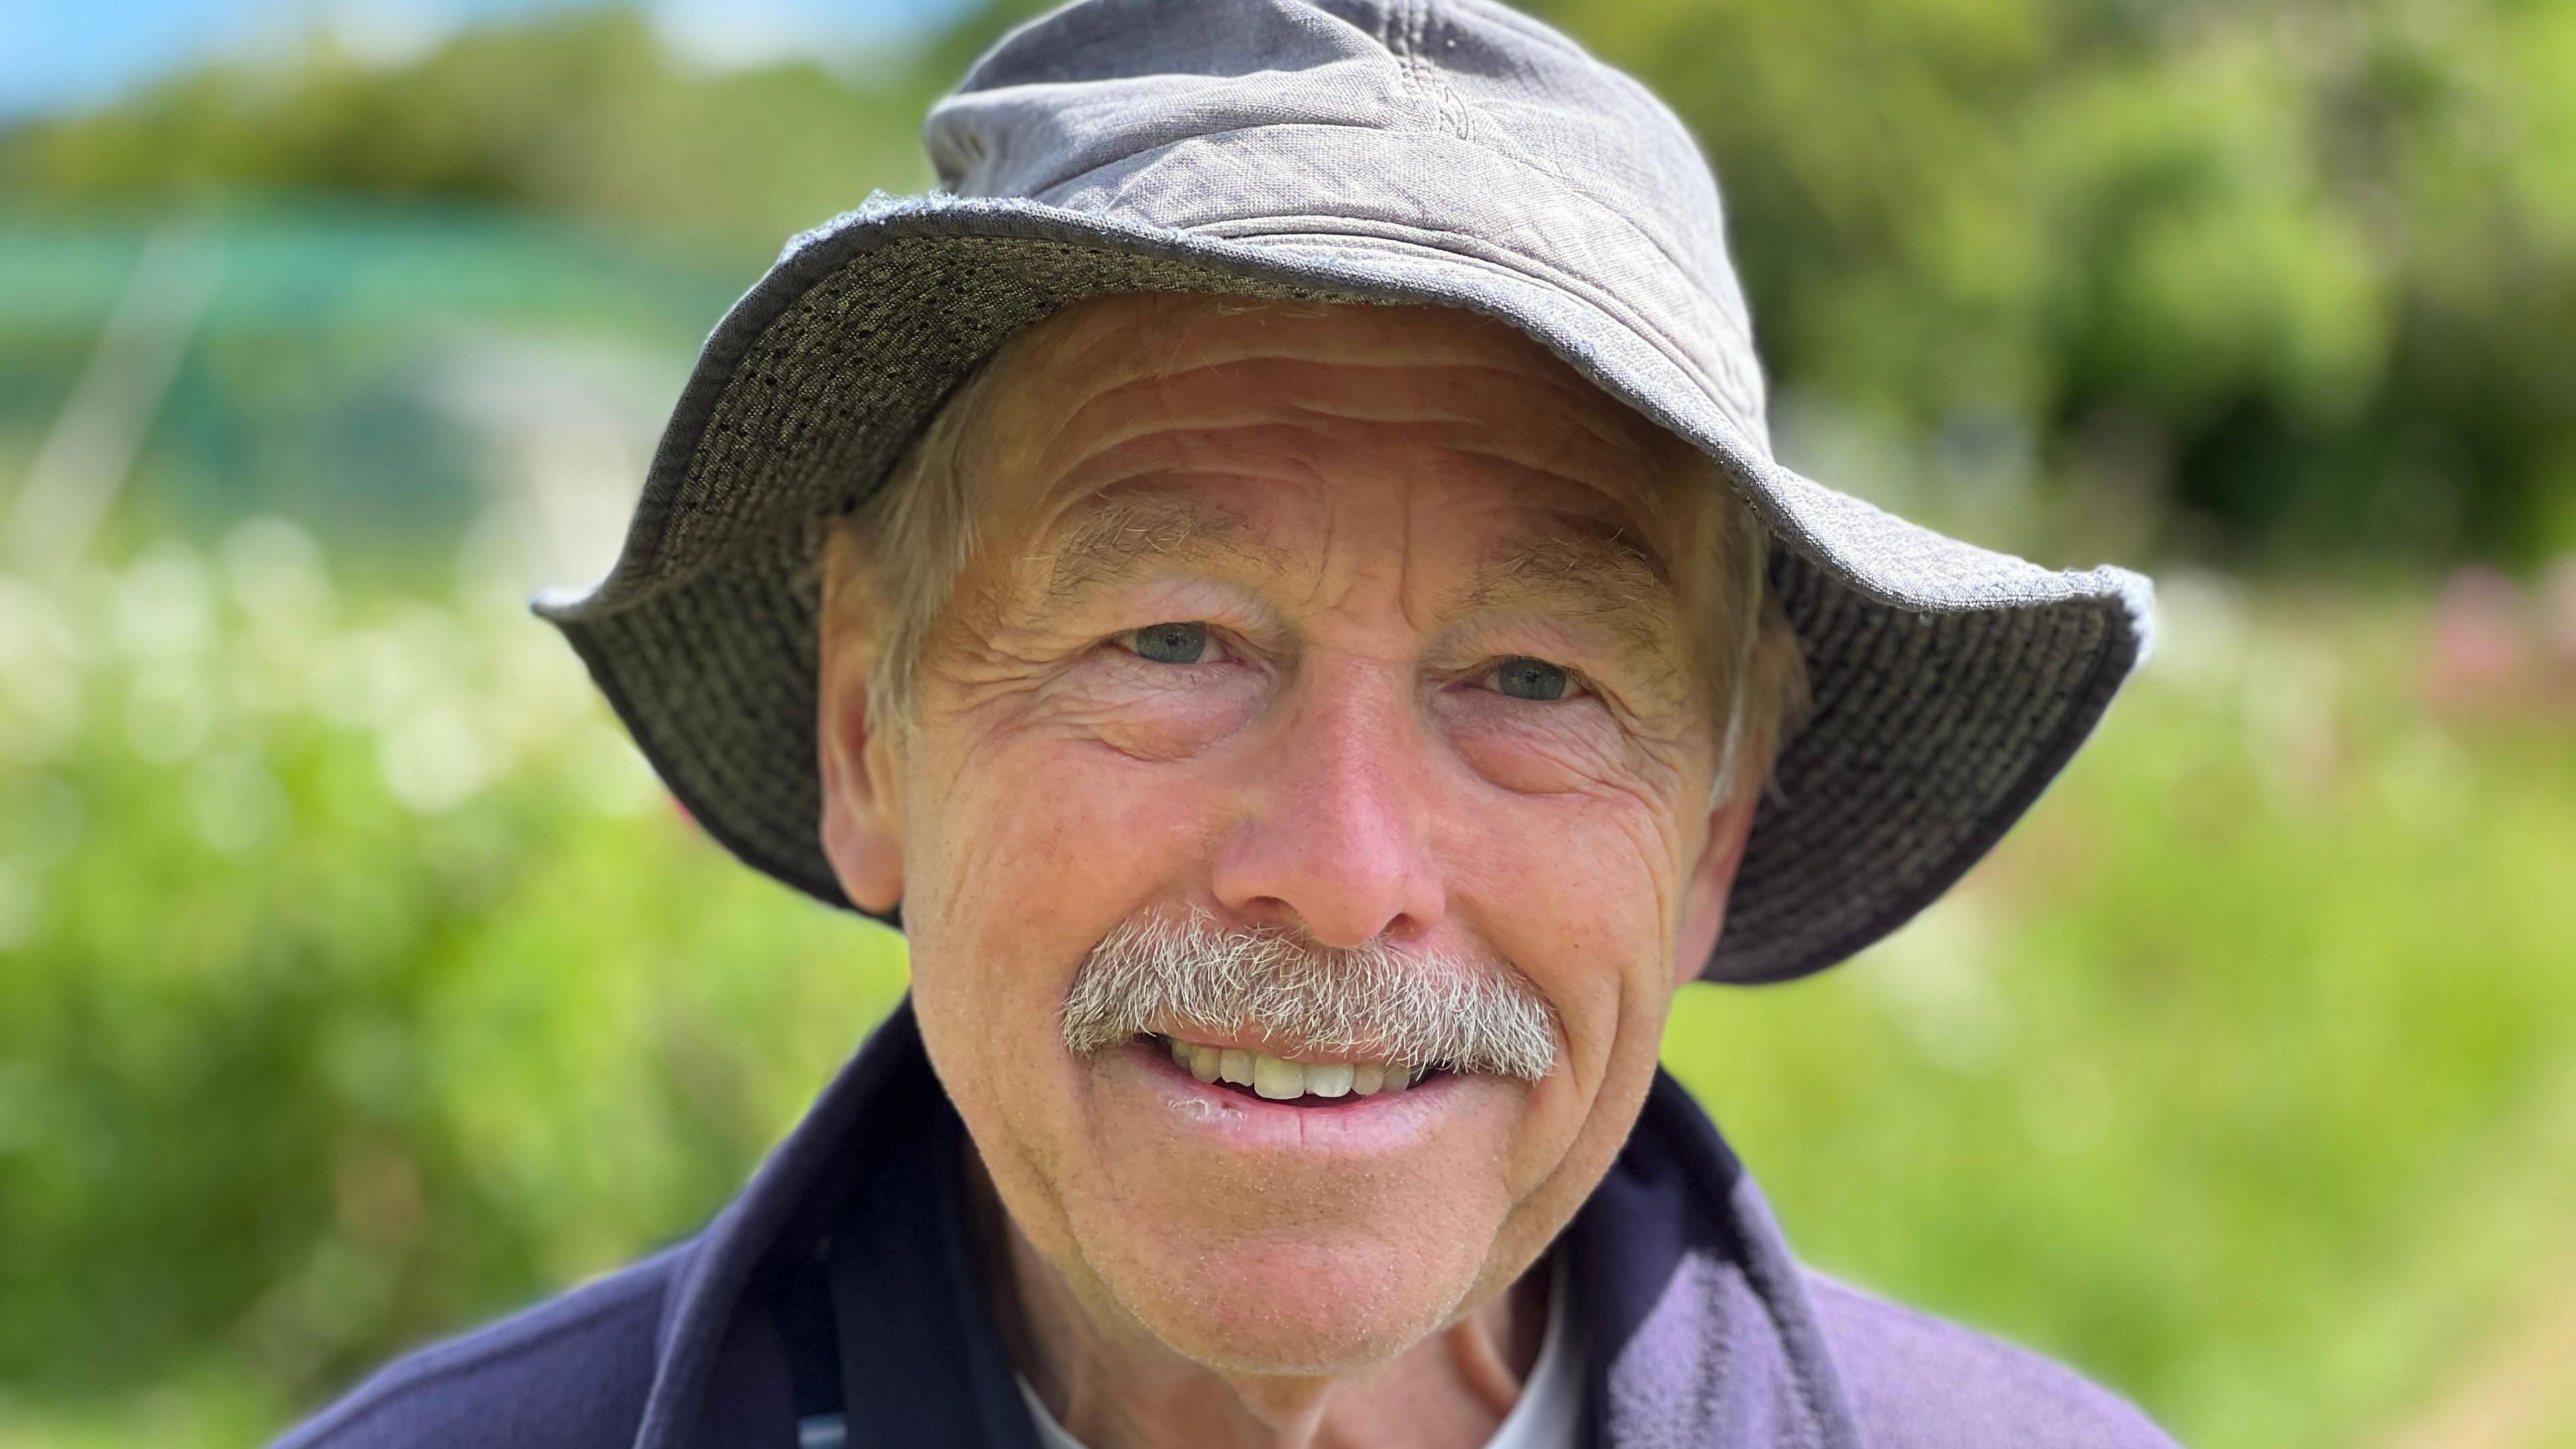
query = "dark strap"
(773, 1235, 847, 1449)
(751, 1009, 1046, 1448)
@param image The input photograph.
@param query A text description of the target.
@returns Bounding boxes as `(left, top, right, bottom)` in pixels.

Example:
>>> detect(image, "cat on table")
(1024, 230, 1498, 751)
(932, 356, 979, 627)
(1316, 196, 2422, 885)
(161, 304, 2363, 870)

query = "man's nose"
(1208, 660, 1448, 950)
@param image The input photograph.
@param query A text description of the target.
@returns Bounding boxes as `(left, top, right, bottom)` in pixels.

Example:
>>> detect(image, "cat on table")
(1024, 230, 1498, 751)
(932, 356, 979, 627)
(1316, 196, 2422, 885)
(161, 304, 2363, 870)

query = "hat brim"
(537, 195, 2151, 985)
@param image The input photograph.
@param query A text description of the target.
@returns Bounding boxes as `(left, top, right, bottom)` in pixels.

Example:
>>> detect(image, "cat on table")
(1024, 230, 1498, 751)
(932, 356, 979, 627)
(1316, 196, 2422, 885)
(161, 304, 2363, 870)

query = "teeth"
(1251, 1054, 1305, 1099)
(1159, 1038, 1418, 1102)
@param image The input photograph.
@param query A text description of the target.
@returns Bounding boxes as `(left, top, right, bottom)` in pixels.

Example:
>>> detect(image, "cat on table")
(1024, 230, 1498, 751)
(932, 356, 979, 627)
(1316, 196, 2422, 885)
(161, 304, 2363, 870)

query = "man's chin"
(1090, 1236, 1472, 1378)
(1044, 1038, 1534, 1373)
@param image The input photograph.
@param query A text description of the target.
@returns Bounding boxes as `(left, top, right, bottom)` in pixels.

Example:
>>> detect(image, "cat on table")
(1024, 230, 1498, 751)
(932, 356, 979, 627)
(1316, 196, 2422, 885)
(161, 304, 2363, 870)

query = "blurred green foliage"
(1535, 0, 2576, 565)
(0, 11, 937, 264)
(0, 533, 912, 1435)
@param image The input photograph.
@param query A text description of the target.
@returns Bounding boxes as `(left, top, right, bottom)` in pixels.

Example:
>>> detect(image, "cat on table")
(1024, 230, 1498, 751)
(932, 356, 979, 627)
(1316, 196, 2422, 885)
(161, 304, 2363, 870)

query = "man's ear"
(1672, 771, 1763, 994)
(816, 563, 906, 916)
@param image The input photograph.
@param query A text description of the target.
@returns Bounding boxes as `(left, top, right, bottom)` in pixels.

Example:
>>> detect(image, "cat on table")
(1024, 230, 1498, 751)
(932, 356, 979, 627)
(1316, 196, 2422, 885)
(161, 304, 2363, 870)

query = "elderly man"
(284, 2, 2174, 1446)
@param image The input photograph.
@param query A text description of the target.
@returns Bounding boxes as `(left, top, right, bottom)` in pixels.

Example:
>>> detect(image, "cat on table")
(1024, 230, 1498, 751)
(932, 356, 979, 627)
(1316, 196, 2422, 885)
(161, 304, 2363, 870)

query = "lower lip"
(1104, 1038, 1464, 1150)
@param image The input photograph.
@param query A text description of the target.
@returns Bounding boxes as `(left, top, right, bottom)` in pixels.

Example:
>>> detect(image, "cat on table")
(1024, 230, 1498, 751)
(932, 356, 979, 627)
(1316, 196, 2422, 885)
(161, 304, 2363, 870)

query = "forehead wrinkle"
(1024, 355, 1657, 479)
(1031, 490, 1281, 607)
(1030, 415, 1670, 539)
(1000, 294, 1694, 464)
(1036, 421, 1345, 514)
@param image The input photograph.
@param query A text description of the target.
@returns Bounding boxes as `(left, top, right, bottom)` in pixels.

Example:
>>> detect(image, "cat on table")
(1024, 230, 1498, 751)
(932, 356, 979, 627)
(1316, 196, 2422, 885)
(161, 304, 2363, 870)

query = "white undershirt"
(1016, 1254, 1583, 1449)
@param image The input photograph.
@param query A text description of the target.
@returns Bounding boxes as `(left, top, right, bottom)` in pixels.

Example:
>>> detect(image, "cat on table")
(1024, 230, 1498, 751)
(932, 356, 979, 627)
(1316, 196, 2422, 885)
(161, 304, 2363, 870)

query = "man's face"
(819, 295, 1758, 1375)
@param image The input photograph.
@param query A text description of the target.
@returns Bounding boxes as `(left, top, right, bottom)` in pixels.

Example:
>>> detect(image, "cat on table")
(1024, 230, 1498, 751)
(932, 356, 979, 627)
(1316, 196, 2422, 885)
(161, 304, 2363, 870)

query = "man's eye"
(1127, 622, 1214, 665)
(1491, 656, 1571, 701)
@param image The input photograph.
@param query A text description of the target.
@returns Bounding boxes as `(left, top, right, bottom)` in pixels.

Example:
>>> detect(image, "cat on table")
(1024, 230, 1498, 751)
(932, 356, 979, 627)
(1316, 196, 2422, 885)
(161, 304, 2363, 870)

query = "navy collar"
(632, 1001, 1864, 1448)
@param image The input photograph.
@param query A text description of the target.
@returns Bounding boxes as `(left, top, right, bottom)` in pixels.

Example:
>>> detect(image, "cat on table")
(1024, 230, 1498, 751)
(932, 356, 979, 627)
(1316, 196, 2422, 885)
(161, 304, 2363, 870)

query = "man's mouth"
(1142, 1033, 1439, 1105)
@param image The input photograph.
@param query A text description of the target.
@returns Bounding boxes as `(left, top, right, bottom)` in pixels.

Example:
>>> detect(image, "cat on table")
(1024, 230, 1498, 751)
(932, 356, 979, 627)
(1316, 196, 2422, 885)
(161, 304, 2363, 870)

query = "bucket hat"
(536, 0, 2153, 985)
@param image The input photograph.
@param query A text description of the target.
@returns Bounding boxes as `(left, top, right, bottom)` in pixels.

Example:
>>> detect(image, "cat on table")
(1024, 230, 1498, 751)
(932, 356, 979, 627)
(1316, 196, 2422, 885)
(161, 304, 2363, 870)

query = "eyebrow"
(1459, 526, 1693, 682)
(1034, 492, 1277, 604)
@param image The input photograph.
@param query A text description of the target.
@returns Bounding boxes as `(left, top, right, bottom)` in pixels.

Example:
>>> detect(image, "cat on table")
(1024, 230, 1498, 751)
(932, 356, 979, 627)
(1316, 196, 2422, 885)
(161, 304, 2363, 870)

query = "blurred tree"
(0, 534, 912, 1411)
(0, 10, 935, 269)
(1525, 0, 2576, 565)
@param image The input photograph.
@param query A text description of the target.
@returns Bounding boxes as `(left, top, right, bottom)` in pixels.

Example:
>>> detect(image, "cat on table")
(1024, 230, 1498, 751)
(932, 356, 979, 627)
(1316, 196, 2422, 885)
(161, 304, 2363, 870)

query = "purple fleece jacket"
(276, 1002, 2179, 1447)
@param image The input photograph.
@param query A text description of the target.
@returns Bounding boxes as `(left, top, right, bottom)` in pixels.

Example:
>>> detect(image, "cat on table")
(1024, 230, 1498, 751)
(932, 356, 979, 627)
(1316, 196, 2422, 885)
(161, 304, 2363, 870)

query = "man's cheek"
(908, 737, 1218, 1017)
(1030, 661, 1267, 762)
(1448, 815, 1671, 1088)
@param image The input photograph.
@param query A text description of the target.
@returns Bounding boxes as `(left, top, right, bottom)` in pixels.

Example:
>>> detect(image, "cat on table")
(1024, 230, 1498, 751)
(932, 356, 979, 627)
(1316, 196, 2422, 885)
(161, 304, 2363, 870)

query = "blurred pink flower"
(2540, 556, 2576, 706)
(2421, 568, 2533, 716)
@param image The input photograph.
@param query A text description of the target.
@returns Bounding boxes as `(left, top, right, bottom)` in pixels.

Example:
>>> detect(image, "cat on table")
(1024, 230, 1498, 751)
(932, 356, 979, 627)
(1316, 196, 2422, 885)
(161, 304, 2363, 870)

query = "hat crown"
(924, 0, 1770, 447)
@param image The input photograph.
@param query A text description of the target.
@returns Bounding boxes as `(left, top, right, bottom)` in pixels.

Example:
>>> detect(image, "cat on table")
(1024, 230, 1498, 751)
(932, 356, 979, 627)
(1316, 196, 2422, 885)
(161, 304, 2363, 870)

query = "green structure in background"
(0, 208, 739, 568)
(1, 3, 2572, 1446)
